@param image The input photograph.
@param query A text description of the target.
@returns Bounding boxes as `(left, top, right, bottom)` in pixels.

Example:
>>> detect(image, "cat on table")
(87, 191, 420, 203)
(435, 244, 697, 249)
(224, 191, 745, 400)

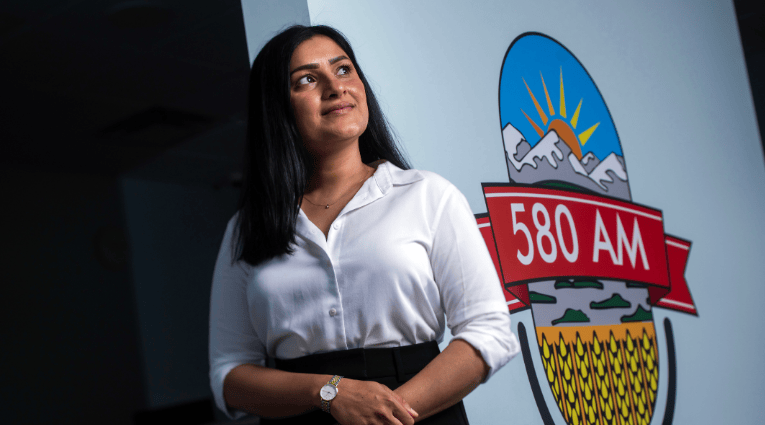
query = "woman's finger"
(379, 410, 405, 425)
(397, 395, 418, 418)
(389, 399, 416, 425)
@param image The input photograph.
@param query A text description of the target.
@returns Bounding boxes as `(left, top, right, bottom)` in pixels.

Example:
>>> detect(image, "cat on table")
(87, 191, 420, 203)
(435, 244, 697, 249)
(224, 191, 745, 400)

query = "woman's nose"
(323, 77, 346, 98)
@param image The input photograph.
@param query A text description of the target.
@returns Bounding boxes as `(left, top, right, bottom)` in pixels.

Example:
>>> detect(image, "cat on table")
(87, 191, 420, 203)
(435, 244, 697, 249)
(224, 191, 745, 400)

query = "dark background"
(0, 1, 762, 424)
(0, 1, 248, 424)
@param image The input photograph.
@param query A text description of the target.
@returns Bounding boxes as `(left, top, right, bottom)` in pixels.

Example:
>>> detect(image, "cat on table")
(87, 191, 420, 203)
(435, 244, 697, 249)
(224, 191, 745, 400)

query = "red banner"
(477, 214, 529, 312)
(478, 185, 696, 315)
(652, 235, 696, 315)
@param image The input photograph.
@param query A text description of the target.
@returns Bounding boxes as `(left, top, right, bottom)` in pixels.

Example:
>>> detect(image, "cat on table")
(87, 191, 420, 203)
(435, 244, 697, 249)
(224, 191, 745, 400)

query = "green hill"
(529, 291, 557, 304)
(537, 180, 597, 195)
(552, 308, 591, 325)
(590, 294, 631, 309)
(555, 280, 604, 290)
(621, 305, 653, 323)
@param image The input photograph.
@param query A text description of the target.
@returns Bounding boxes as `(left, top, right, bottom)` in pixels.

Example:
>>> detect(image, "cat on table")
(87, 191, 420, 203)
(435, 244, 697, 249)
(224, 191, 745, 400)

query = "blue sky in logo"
(500, 34, 622, 160)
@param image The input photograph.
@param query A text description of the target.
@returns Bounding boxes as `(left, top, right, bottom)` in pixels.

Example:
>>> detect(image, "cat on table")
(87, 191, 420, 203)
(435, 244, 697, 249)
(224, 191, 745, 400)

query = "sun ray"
(578, 122, 600, 145)
(571, 99, 583, 129)
(523, 77, 548, 126)
(521, 108, 545, 138)
(540, 72, 555, 117)
(559, 67, 567, 118)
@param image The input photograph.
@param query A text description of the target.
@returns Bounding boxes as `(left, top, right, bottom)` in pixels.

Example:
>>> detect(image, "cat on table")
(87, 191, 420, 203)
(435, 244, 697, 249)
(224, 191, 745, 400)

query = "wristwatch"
(320, 375, 342, 413)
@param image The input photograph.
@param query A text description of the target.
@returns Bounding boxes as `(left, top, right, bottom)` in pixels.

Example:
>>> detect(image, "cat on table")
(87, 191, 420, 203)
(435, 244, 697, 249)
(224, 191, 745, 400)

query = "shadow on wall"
(0, 168, 239, 425)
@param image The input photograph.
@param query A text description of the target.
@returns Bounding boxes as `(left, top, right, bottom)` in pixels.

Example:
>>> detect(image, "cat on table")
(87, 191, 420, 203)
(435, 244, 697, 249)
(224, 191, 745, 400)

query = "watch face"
(320, 384, 338, 400)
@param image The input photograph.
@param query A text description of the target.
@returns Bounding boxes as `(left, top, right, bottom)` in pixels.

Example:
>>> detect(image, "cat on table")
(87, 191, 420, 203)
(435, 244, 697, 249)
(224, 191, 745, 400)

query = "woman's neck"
(305, 145, 370, 195)
(301, 141, 375, 238)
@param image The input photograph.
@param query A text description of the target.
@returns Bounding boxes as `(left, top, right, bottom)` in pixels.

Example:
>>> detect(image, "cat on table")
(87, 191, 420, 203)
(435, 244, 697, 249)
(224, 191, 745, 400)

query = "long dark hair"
(236, 25, 410, 266)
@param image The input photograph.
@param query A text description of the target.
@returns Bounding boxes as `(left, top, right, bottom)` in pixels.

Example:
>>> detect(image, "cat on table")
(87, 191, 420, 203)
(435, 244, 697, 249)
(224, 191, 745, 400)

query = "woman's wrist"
(319, 375, 343, 413)
(313, 374, 334, 409)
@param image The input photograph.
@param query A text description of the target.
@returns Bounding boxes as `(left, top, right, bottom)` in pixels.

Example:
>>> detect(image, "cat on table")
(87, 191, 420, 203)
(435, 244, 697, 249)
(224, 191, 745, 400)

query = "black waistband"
(265, 341, 470, 425)
(274, 341, 440, 383)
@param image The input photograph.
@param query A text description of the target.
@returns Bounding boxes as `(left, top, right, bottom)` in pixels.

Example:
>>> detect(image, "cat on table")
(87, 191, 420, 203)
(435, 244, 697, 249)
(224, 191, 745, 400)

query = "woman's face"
(289, 36, 369, 156)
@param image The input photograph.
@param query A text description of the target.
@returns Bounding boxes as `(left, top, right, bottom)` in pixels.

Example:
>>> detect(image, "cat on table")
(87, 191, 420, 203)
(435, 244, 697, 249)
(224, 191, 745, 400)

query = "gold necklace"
(303, 167, 373, 209)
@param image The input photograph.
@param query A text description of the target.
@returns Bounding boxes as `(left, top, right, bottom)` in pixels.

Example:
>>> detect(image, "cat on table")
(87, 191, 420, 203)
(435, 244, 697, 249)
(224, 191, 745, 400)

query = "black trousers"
(260, 341, 470, 425)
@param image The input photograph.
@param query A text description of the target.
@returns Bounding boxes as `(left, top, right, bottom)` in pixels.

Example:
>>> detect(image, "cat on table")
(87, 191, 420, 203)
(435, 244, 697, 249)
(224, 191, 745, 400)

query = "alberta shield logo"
(475, 33, 697, 425)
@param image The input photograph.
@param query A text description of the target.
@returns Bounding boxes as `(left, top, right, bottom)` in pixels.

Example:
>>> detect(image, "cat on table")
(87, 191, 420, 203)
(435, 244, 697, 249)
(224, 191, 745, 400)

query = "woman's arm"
(224, 365, 418, 424)
(393, 339, 488, 422)
(223, 365, 327, 418)
(403, 183, 520, 421)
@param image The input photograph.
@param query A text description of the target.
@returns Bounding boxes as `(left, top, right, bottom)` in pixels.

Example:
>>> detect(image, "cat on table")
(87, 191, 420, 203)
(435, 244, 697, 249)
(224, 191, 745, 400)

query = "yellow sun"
(520, 68, 599, 160)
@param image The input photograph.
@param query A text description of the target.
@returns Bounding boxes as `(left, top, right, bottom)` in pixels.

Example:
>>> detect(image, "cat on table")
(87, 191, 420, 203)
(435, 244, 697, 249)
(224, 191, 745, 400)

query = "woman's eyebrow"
(290, 63, 318, 75)
(290, 56, 349, 75)
(328, 55, 349, 64)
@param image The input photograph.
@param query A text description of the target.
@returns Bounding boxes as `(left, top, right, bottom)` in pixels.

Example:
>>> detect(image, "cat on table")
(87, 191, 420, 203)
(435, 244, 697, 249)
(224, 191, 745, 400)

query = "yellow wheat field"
(536, 323, 658, 425)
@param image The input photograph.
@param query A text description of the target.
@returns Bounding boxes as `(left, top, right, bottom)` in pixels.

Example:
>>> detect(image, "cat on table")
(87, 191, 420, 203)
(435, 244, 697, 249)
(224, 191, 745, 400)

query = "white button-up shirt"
(209, 162, 519, 417)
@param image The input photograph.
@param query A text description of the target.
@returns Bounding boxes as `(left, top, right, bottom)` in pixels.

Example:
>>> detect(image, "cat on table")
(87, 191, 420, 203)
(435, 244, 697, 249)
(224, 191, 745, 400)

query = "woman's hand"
(331, 379, 418, 425)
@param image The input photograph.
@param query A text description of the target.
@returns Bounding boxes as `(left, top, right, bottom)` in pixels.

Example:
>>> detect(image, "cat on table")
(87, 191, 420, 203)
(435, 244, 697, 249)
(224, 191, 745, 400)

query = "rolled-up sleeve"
(429, 185, 520, 381)
(209, 217, 266, 419)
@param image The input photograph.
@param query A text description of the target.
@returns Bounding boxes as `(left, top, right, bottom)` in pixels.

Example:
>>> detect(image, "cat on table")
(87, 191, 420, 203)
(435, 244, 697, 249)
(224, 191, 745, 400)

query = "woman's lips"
(323, 103, 354, 115)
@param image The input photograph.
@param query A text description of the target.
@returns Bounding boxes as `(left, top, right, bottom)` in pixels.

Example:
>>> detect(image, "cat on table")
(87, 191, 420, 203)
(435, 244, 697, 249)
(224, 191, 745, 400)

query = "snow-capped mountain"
(502, 123, 630, 200)
(581, 152, 599, 173)
(505, 128, 566, 171)
(589, 153, 628, 191)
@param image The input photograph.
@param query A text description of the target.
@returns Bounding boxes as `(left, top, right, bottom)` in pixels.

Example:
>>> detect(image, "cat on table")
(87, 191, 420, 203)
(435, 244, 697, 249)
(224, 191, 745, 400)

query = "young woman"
(209, 25, 519, 425)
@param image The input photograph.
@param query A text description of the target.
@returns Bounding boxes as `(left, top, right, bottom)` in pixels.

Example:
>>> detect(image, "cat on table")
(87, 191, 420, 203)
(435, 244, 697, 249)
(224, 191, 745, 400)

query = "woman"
(209, 25, 519, 424)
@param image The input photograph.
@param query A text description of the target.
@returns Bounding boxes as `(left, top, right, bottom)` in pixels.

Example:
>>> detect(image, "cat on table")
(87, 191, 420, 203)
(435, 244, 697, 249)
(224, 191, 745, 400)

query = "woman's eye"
(337, 65, 351, 76)
(297, 75, 314, 85)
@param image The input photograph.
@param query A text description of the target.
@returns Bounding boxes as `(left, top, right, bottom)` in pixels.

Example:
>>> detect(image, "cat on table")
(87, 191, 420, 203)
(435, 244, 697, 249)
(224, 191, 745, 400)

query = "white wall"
(307, 1, 765, 424)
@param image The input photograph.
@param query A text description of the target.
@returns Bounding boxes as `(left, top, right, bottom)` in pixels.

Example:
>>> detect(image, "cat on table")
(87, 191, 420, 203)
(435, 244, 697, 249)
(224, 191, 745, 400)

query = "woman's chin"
(320, 126, 367, 145)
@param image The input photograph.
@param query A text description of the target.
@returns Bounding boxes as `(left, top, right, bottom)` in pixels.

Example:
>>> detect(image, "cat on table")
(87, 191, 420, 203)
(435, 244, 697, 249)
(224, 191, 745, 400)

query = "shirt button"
(332, 222, 340, 230)
(329, 308, 337, 317)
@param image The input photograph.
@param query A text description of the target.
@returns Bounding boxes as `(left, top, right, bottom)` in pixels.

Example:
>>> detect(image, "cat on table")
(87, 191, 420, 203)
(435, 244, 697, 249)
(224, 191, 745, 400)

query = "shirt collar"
(372, 161, 424, 195)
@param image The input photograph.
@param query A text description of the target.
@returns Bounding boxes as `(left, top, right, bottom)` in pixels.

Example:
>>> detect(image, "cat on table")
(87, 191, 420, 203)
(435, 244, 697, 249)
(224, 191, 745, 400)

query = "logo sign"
(475, 33, 697, 425)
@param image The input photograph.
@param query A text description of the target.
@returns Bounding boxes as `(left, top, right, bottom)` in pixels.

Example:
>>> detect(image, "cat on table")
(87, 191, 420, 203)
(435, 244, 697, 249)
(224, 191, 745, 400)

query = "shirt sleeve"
(209, 216, 267, 419)
(428, 185, 520, 381)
